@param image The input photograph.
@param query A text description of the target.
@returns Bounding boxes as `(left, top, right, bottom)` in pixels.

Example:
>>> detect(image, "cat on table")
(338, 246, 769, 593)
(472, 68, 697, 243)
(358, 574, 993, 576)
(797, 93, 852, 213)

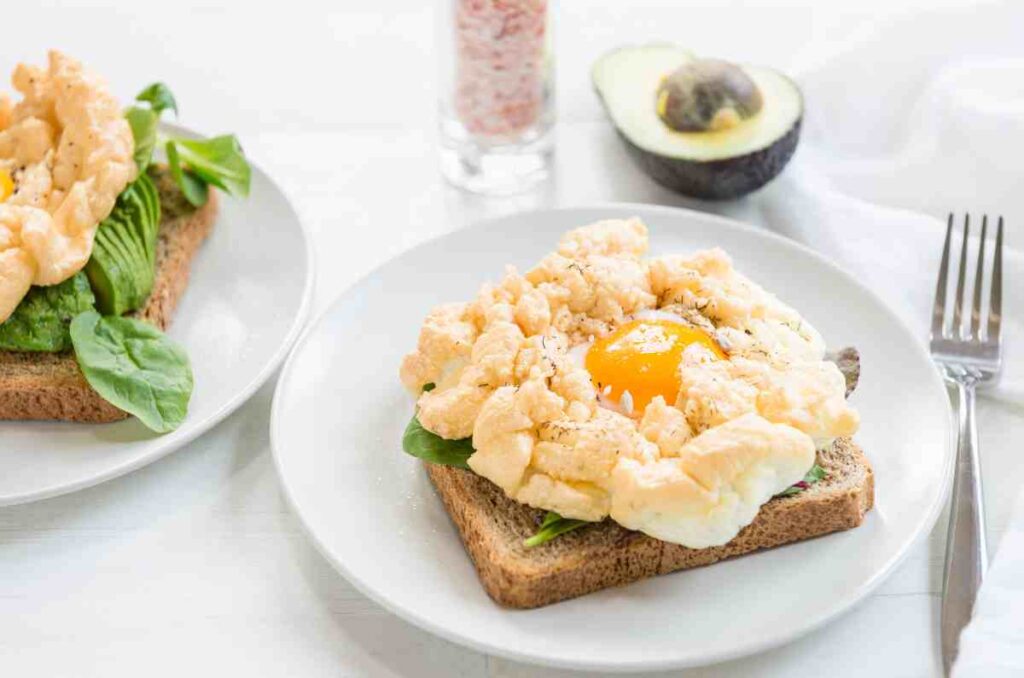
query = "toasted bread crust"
(0, 170, 218, 423)
(427, 437, 874, 608)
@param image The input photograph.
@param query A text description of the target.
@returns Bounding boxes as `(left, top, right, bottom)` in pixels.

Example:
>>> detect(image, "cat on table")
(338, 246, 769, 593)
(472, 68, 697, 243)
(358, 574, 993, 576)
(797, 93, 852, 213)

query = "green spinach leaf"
(168, 135, 250, 199)
(129, 81, 249, 203)
(402, 416, 474, 469)
(70, 311, 193, 433)
(166, 141, 209, 207)
(136, 82, 178, 117)
(774, 463, 828, 498)
(523, 512, 590, 549)
(126, 106, 159, 172)
(0, 273, 95, 352)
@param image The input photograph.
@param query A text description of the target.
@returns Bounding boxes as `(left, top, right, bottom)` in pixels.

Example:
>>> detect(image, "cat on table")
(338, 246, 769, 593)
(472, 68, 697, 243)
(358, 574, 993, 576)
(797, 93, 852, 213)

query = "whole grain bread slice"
(426, 436, 874, 608)
(0, 166, 218, 423)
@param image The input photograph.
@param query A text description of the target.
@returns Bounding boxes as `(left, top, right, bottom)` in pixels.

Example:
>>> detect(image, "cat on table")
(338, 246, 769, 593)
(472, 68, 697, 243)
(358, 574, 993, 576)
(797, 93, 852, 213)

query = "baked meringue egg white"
(400, 218, 859, 549)
(0, 51, 136, 323)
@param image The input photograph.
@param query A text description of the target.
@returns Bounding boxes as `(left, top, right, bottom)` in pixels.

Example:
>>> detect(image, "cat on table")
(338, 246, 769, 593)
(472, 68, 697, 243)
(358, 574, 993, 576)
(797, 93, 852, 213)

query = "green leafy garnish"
(775, 464, 828, 498)
(165, 141, 209, 207)
(128, 82, 251, 206)
(402, 382, 475, 468)
(135, 82, 178, 117)
(70, 310, 193, 433)
(125, 106, 159, 172)
(524, 512, 590, 549)
(402, 416, 474, 469)
(0, 273, 95, 352)
(807, 463, 828, 483)
(166, 135, 250, 202)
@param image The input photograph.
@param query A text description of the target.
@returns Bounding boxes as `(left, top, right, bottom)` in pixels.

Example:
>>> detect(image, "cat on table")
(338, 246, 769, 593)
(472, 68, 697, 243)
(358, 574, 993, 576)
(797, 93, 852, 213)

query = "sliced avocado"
(87, 218, 151, 315)
(140, 173, 161, 262)
(84, 173, 161, 315)
(0, 272, 95, 352)
(592, 44, 803, 200)
(84, 239, 123, 316)
(116, 172, 161, 266)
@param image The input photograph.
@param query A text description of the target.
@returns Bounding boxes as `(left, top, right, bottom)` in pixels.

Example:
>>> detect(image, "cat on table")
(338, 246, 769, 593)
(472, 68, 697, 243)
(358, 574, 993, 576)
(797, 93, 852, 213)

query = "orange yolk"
(0, 170, 12, 203)
(584, 319, 726, 414)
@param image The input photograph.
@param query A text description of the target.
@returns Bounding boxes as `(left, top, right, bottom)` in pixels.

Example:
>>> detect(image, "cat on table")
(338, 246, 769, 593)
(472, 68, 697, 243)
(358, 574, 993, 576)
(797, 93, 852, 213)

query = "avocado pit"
(657, 59, 764, 133)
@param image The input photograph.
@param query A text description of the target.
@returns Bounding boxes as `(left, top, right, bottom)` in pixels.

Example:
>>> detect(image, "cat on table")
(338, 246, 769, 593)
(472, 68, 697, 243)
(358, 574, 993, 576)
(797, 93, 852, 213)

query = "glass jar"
(438, 0, 554, 194)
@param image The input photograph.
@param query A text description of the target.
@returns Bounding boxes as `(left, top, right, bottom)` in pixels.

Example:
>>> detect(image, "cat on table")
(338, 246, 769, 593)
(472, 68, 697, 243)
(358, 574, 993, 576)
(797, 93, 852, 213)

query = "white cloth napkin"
(761, 2, 1023, 406)
(734, 2, 1024, 671)
(955, 487, 1024, 676)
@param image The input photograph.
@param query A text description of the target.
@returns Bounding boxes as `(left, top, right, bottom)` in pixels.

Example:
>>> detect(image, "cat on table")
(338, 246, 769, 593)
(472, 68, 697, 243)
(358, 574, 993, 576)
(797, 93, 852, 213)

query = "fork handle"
(941, 382, 988, 675)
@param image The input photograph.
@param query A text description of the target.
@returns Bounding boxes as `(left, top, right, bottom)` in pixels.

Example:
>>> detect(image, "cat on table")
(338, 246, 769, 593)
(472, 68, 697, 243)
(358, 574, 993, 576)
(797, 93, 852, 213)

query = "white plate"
(0, 125, 313, 506)
(271, 205, 952, 672)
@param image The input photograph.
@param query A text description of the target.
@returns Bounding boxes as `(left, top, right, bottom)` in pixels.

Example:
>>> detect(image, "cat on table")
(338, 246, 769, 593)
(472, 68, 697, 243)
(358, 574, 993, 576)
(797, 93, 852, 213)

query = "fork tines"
(931, 214, 1004, 347)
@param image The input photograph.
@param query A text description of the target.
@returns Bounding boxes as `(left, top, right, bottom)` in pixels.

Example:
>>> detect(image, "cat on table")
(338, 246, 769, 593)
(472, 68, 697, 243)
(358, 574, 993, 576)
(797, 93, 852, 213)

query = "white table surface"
(3, 1, 1022, 676)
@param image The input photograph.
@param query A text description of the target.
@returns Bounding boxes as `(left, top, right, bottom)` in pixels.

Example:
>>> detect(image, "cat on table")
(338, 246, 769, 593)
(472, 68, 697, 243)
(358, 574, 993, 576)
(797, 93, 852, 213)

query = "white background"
(3, 1, 1023, 676)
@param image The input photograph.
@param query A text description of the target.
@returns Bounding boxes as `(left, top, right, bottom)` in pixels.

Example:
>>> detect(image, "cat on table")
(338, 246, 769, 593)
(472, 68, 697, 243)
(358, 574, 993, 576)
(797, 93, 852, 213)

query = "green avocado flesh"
(84, 172, 161, 315)
(0, 170, 161, 353)
(592, 44, 803, 199)
(0, 272, 95, 352)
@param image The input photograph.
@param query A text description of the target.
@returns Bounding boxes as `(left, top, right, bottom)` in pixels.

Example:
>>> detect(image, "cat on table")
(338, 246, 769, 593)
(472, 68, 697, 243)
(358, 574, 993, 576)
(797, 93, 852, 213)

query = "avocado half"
(592, 44, 803, 200)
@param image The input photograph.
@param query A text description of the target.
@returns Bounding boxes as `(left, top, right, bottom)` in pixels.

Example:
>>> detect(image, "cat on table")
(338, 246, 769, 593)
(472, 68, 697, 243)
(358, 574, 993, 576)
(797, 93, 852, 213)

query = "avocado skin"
(615, 118, 801, 201)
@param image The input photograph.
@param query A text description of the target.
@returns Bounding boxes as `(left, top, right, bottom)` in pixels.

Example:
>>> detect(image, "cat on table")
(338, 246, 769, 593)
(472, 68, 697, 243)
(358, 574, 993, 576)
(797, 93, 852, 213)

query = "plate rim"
(0, 124, 315, 507)
(270, 202, 954, 671)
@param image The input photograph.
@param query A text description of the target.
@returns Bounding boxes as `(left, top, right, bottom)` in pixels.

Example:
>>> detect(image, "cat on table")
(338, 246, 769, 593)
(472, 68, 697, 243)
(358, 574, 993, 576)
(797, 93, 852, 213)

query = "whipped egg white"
(400, 218, 858, 547)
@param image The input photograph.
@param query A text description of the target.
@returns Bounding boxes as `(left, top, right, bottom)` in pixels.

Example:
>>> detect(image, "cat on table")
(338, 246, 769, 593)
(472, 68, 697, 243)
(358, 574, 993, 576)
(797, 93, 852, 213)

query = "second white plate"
(271, 204, 951, 672)
(0, 127, 313, 506)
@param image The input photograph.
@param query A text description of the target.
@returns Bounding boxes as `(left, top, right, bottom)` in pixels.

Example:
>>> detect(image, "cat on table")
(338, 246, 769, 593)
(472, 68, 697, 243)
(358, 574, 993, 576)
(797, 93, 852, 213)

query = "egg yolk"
(585, 319, 725, 414)
(0, 170, 12, 203)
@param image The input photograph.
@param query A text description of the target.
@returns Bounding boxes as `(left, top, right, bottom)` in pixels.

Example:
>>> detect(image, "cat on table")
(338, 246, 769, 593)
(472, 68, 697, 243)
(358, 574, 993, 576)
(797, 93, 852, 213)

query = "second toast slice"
(0, 167, 218, 424)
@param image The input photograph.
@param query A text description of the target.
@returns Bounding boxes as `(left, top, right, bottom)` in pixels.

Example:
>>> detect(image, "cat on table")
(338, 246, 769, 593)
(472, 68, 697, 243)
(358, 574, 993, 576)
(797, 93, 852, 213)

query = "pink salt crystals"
(453, 0, 549, 138)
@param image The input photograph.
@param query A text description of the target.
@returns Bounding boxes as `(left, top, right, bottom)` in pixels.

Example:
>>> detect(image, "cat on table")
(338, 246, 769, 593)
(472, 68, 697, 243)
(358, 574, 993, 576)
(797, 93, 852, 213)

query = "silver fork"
(931, 214, 1004, 675)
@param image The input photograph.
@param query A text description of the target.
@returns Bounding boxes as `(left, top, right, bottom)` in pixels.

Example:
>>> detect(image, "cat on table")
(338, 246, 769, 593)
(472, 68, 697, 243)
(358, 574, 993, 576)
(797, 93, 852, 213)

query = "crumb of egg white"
(620, 390, 635, 416)
(400, 218, 860, 548)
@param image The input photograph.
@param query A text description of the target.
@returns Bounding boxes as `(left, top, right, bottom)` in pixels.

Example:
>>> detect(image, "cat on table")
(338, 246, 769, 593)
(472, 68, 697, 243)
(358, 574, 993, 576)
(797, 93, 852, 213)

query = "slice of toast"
(0, 167, 218, 423)
(426, 437, 874, 608)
